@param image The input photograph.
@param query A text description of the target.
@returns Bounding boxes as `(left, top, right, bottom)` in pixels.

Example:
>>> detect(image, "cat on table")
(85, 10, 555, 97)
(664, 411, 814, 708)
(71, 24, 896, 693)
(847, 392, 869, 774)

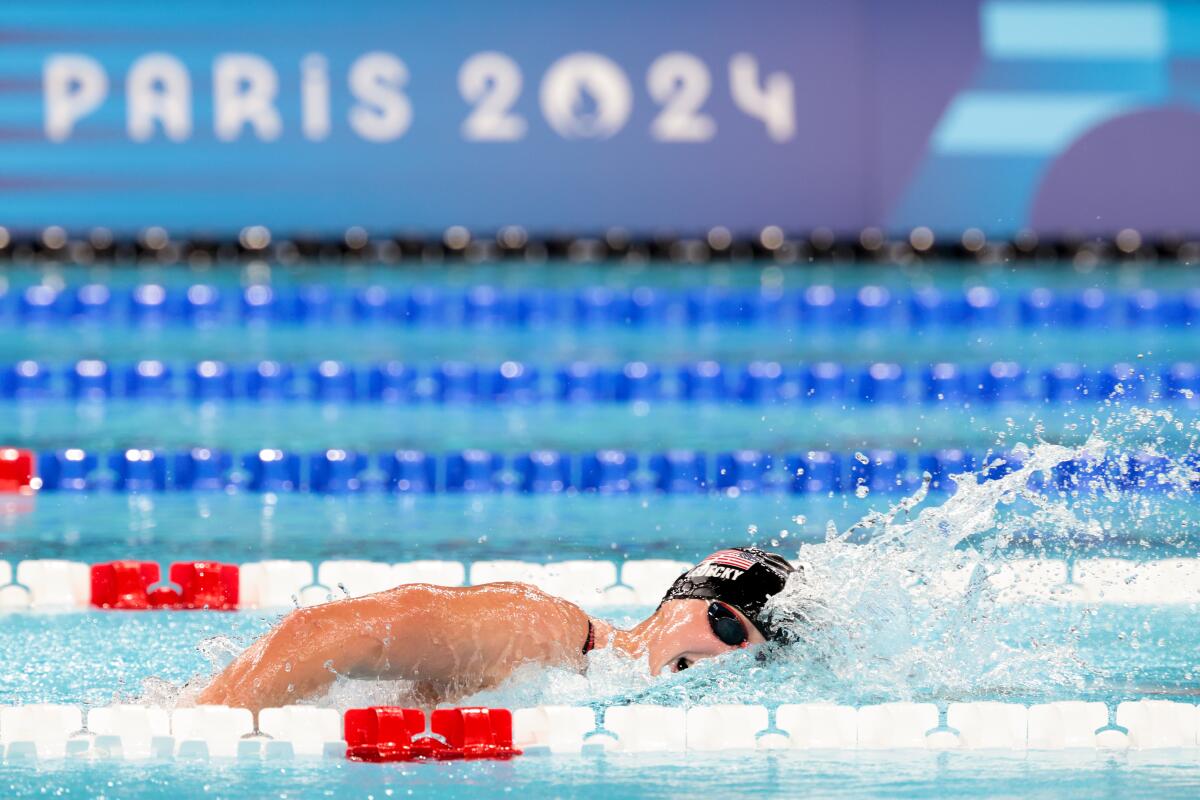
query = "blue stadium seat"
(19, 285, 63, 324)
(918, 449, 975, 492)
(367, 361, 416, 403)
(311, 361, 358, 402)
(785, 451, 842, 494)
(977, 362, 1028, 402)
(37, 449, 97, 491)
(1019, 288, 1060, 327)
(188, 361, 235, 401)
(649, 450, 707, 493)
(848, 450, 909, 493)
(484, 362, 540, 403)
(129, 284, 171, 325)
(615, 362, 663, 402)
(243, 449, 301, 491)
(2, 361, 52, 399)
(172, 448, 233, 491)
(680, 361, 728, 402)
(1042, 363, 1085, 402)
(444, 450, 502, 492)
(244, 361, 296, 400)
(859, 363, 906, 404)
(309, 449, 367, 492)
(182, 284, 223, 325)
(715, 450, 773, 493)
(922, 363, 967, 403)
(67, 359, 112, 400)
(382, 450, 436, 493)
(434, 362, 479, 403)
(124, 360, 174, 399)
(72, 284, 113, 322)
(556, 362, 615, 402)
(110, 449, 167, 491)
(802, 362, 847, 401)
(515, 450, 571, 493)
(580, 450, 637, 493)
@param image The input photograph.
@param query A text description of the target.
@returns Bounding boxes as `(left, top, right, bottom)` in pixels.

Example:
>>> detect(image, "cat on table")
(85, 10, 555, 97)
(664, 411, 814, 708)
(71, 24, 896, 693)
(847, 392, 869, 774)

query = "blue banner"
(2, 1, 1198, 236)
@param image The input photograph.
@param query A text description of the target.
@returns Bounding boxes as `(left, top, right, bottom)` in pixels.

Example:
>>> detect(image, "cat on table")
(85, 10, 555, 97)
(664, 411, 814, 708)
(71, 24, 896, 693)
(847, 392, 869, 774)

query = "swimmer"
(198, 547, 796, 712)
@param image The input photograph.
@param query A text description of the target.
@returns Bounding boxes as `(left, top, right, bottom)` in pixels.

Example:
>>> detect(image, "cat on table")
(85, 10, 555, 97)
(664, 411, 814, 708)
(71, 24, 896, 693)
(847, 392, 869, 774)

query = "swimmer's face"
(646, 599, 766, 675)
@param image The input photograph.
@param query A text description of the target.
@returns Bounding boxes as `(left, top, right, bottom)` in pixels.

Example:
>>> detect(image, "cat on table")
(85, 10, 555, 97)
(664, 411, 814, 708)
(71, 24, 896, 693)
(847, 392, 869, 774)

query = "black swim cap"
(660, 547, 797, 641)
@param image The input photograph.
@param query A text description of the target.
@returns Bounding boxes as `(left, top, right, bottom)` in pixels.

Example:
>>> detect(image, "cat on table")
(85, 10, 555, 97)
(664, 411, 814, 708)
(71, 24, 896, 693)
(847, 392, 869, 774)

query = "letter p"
(44, 54, 108, 142)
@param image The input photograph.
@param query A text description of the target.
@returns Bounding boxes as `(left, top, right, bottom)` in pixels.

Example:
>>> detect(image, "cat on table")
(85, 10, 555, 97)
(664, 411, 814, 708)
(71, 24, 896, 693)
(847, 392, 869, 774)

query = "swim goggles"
(707, 601, 749, 647)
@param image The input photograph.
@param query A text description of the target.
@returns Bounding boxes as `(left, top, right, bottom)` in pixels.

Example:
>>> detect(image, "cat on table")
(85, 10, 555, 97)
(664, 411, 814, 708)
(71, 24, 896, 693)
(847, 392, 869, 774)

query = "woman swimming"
(198, 547, 796, 712)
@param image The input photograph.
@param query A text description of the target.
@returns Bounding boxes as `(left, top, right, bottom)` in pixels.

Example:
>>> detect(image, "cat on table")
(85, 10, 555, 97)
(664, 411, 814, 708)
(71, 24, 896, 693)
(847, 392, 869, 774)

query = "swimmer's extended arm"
(196, 583, 590, 712)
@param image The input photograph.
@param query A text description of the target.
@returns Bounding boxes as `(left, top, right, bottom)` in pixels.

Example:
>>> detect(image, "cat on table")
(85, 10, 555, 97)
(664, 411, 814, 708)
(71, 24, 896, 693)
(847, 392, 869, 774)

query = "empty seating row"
(1, 558, 1197, 611)
(19, 447, 1191, 495)
(1, 359, 1191, 404)
(1, 700, 1195, 760)
(4, 283, 1198, 329)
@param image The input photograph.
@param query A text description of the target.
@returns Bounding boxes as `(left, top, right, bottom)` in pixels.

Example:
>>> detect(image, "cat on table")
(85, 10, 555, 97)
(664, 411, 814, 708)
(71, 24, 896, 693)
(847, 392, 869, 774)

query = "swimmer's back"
(199, 580, 597, 710)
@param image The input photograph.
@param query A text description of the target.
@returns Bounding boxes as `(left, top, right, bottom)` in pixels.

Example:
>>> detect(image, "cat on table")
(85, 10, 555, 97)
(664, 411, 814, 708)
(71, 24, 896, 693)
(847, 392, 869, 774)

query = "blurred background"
(3, 0, 1198, 237)
(0, 0, 1198, 566)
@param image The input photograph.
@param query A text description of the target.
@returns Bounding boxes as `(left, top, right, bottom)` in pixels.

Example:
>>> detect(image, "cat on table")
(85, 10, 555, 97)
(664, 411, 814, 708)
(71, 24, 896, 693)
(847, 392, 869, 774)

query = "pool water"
(2, 260, 1199, 797)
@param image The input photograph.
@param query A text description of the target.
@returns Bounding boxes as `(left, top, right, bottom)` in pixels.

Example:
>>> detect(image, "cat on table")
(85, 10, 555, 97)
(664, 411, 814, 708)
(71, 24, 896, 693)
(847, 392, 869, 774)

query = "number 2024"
(460, 52, 795, 143)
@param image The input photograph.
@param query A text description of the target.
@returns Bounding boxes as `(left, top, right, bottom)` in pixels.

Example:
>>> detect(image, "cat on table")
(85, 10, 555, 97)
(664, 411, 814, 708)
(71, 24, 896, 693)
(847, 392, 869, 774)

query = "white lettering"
(729, 54, 795, 142)
(348, 52, 412, 142)
(647, 52, 715, 142)
(688, 564, 745, 581)
(127, 53, 191, 142)
(213, 54, 282, 141)
(459, 52, 526, 142)
(300, 53, 330, 141)
(44, 54, 108, 142)
(539, 52, 632, 140)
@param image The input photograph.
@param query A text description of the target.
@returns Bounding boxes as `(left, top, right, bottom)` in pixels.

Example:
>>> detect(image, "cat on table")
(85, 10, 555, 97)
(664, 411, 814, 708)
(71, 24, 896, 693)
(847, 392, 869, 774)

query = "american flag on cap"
(700, 549, 755, 570)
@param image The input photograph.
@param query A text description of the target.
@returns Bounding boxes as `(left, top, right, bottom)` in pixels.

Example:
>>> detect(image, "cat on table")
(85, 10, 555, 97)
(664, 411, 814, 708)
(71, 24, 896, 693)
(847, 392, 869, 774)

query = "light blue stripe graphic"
(983, 2, 1166, 60)
(932, 92, 1138, 155)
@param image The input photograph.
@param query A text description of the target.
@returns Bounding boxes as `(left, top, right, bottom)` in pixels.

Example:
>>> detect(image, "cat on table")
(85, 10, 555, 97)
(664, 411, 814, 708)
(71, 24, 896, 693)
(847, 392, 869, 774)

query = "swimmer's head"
(643, 547, 797, 674)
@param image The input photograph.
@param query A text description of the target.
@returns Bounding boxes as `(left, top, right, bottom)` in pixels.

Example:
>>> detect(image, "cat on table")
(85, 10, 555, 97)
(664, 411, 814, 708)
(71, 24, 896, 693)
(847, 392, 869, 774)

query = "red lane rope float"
(90, 560, 239, 610)
(345, 707, 520, 762)
(0, 448, 35, 494)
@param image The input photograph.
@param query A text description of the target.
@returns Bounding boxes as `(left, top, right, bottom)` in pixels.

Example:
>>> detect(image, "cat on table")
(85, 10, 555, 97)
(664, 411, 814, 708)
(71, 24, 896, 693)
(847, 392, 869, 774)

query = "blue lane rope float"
(26, 446, 1192, 495)
(0, 359, 1182, 404)
(3, 283, 1200, 329)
